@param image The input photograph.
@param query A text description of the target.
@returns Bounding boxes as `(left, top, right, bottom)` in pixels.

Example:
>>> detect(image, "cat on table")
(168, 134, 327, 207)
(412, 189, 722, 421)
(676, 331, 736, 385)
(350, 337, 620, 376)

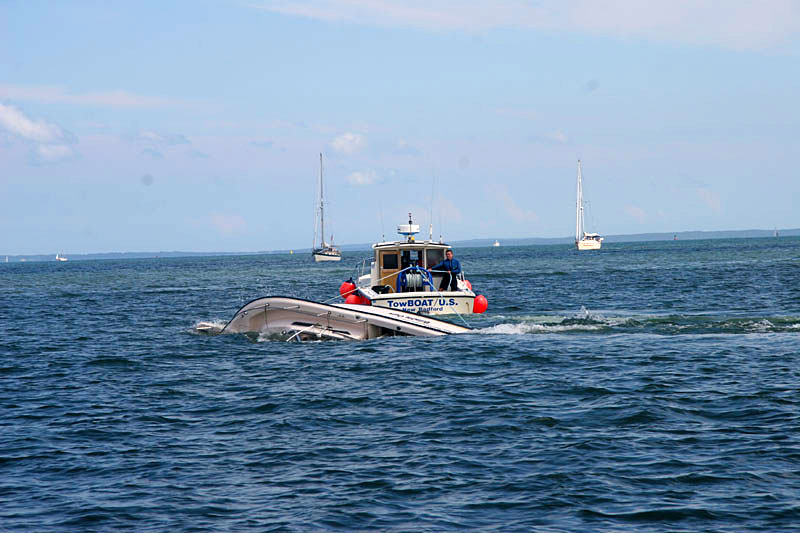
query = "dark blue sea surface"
(2, 238, 799, 531)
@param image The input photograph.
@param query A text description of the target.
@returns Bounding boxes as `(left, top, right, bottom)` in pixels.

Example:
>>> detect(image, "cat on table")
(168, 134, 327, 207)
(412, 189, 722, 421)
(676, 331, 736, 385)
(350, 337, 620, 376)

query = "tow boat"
(197, 296, 470, 340)
(340, 214, 488, 316)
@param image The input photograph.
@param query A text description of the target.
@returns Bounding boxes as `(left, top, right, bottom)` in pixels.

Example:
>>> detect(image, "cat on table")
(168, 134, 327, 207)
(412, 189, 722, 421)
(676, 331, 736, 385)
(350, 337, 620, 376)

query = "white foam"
(193, 320, 226, 334)
(478, 322, 604, 335)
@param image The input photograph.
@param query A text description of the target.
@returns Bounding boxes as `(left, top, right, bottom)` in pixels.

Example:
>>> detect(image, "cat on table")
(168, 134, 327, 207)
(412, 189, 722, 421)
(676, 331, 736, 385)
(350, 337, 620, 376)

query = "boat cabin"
(351, 213, 485, 316)
(362, 214, 455, 294)
(371, 240, 450, 293)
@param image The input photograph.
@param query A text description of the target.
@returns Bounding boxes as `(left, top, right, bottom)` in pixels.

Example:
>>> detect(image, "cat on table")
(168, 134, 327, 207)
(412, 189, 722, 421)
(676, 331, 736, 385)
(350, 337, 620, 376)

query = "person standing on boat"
(430, 250, 461, 291)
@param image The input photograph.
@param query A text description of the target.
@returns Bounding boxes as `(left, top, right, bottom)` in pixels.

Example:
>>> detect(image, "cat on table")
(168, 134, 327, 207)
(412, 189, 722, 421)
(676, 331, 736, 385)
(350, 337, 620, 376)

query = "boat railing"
(331, 263, 469, 305)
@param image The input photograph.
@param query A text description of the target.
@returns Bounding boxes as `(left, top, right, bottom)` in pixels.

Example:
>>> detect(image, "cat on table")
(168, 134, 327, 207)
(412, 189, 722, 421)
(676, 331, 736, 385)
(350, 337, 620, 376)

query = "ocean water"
(1, 237, 799, 531)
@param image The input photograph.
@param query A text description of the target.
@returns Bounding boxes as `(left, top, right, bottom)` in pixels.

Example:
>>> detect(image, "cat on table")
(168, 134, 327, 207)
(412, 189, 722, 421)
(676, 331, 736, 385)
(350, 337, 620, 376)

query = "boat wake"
(478, 308, 800, 335)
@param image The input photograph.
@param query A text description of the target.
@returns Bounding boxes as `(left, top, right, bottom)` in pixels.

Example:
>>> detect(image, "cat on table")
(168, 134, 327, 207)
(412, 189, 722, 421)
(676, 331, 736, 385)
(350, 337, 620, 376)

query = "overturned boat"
(197, 296, 470, 341)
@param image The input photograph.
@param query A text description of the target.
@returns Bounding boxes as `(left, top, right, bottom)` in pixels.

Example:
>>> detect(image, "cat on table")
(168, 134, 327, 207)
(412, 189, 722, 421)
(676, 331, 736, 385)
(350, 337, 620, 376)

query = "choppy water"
(2, 238, 799, 531)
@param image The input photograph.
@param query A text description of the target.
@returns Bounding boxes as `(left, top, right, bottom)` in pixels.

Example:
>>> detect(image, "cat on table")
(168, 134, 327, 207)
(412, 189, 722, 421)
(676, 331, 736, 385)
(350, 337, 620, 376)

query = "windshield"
(425, 249, 444, 268)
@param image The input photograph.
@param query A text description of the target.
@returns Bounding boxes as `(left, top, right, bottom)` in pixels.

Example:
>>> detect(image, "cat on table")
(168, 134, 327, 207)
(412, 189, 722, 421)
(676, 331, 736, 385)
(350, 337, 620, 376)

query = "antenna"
(438, 188, 443, 243)
(429, 174, 435, 241)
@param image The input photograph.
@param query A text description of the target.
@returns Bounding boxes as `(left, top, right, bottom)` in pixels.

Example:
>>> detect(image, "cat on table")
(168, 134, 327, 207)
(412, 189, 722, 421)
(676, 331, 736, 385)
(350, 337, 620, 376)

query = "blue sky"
(2, 1, 799, 254)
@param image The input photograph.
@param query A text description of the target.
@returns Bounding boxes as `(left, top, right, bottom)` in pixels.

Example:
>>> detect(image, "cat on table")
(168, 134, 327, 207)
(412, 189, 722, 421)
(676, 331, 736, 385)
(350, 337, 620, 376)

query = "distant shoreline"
(4, 229, 797, 261)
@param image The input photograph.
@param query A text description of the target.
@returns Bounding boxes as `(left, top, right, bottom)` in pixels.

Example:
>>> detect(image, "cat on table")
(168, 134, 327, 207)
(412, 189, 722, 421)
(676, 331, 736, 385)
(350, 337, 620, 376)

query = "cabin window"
(426, 249, 444, 268)
(382, 253, 399, 270)
(401, 251, 411, 269)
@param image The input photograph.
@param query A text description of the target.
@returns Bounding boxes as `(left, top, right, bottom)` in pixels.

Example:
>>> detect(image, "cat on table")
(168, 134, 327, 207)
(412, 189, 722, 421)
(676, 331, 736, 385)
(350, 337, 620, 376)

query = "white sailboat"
(575, 159, 603, 251)
(493, 240, 500, 247)
(312, 153, 342, 262)
(56, 252, 68, 262)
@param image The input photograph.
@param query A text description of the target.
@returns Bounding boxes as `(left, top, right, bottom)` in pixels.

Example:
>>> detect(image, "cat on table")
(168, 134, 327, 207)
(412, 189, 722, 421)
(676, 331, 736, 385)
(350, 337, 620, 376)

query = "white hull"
(360, 288, 476, 316)
(313, 251, 342, 262)
(576, 238, 602, 251)
(198, 296, 469, 340)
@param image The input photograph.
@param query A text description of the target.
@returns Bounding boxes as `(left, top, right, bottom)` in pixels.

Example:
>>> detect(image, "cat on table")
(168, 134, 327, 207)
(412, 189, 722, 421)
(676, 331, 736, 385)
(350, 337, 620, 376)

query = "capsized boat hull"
(200, 296, 470, 340)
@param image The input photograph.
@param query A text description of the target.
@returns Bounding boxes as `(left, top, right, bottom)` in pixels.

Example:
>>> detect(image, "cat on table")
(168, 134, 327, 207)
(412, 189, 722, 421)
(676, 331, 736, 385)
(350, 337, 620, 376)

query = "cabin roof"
(372, 240, 451, 250)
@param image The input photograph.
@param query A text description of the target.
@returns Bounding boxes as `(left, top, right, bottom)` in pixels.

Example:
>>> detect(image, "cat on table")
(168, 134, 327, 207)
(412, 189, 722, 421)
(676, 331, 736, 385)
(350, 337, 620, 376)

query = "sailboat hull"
(313, 252, 342, 262)
(576, 239, 602, 251)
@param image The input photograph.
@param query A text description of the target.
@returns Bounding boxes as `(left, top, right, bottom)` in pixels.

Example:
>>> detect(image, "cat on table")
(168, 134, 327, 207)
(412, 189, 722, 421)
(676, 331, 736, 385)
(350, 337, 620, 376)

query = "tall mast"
(319, 152, 325, 247)
(576, 159, 583, 242)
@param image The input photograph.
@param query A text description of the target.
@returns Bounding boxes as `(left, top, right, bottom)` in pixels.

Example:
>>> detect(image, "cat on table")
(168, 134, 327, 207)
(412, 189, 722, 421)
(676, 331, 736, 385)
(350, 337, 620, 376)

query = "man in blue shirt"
(430, 249, 461, 291)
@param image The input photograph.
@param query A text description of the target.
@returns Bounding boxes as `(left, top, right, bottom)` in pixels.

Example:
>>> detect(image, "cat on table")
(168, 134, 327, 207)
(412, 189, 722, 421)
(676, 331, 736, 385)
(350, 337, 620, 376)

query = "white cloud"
(488, 184, 538, 223)
(331, 132, 366, 154)
(547, 130, 569, 144)
(141, 148, 164, 159)
(697, 187, 721, 213)
(625, 205, 646, 222)
(529, 129, 570, 145)
(210, 213, 247, 234)
(0, 84, 177, 107)
(392, 138, 420, 155)
(251, 140, 274, 149)
(0, 104, 77, 164)
(0, 103, 64, 143)
(132, 130, 190, 146)
(36, 144, 74, 162)
(250, 0, 800, 51)
(346, 169, 378, 185)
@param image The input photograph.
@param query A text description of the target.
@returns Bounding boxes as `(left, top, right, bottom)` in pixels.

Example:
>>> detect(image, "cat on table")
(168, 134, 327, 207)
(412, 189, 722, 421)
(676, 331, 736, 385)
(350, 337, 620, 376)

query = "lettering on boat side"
(383, 298, 457, 312)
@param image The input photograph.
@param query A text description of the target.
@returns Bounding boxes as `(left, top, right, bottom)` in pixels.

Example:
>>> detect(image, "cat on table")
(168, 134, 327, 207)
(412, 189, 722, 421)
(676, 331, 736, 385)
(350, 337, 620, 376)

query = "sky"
(1, 0, 799, 254)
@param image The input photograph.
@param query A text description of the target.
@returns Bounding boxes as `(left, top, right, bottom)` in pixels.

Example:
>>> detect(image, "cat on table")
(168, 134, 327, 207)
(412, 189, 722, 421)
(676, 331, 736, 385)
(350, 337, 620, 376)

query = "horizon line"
(3, 228, 797, 259)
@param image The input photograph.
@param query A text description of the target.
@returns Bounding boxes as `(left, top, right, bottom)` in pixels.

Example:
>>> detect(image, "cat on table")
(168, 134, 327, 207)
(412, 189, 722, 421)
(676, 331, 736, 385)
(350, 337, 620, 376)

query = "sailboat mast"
(319, 152, 325, 247)
(576, 159, 583, 242)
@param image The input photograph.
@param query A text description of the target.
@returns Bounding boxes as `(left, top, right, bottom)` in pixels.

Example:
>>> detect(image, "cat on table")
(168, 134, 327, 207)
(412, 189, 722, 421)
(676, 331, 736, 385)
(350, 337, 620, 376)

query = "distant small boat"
(774, 228, 779, 237)
(56, 253, 68, 262)
(575, 160, 603, 251)
(312, 153, 342, 262)
(493, 240, 500, 247)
